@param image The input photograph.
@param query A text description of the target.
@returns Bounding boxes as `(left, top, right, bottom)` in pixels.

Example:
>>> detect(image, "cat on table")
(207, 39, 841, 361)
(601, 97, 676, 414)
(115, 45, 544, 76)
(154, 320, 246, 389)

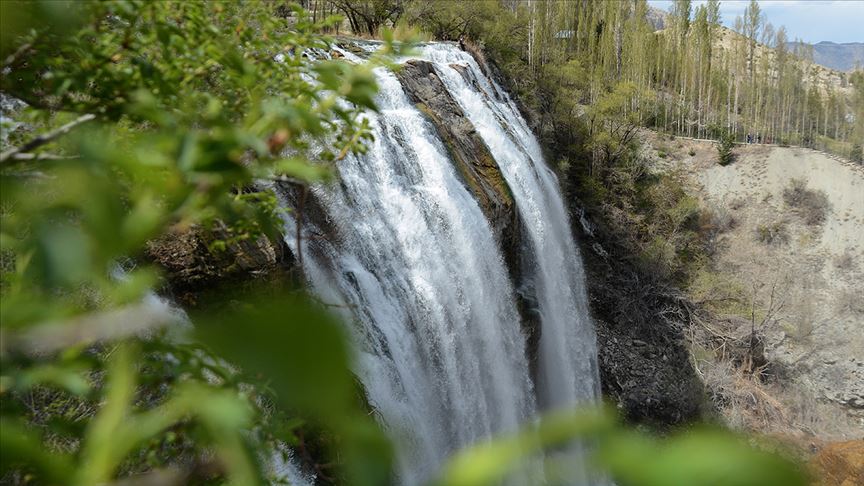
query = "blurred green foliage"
(1, 1, 402, 484)
(435, 408, 807, 486)
(0, 1, 809, 485)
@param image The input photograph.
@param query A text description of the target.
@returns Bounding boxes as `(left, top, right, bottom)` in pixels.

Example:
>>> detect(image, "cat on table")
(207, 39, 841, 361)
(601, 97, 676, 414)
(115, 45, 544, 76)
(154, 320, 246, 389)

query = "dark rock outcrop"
(146, 223, 294, 307)
(594, 316, 706, 426)
(571, 209, 708, 427)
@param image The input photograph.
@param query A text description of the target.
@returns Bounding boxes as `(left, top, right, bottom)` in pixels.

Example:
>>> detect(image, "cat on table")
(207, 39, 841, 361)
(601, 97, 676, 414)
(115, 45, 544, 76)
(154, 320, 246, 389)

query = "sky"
(647, 0, 864, 44)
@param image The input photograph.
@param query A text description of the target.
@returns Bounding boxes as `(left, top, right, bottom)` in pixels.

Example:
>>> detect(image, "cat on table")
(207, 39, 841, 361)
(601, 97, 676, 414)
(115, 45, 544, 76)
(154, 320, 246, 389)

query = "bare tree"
(328, 0, 405, 36)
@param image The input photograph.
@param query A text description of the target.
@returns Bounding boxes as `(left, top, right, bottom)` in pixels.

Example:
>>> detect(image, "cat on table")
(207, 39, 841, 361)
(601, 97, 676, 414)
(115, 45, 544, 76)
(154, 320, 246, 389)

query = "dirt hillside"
(646, 133, 863, 440)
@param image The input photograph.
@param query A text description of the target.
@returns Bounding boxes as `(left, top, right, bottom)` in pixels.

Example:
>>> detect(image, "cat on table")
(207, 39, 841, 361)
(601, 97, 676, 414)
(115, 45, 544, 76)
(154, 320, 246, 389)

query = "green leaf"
(193, 293, 354, 420)
(598, 428, 810, 486)
(0, 417, 75, 484)
(271, 158, 334, 182)
(15, 363, 91, 395)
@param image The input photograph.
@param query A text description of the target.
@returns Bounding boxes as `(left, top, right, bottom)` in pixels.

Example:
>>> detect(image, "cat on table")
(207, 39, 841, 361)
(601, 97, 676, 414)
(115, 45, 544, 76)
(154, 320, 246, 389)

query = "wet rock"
(396, 61, 513, 217)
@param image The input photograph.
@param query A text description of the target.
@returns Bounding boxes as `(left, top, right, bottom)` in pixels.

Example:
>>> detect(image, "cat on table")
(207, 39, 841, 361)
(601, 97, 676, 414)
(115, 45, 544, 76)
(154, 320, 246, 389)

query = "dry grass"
(700, 357, 787, 431)
(836, 290, 864, 316)
(755, 220, 789, 245)
(700, 355, 860, 440)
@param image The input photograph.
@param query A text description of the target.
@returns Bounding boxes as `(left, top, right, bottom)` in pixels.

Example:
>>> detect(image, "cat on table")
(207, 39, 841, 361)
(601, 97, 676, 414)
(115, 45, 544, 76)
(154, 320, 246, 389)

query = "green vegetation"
(851, 143, 863, 164)
(1, 1, 402, 484)
(717, 131, 737, 165)
(435, 408, 806, 486)
(400, 0, 860, 154)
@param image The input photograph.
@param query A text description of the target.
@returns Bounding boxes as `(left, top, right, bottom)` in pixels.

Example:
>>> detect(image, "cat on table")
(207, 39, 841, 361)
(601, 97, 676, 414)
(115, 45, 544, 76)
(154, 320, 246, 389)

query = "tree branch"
(0, 113, 95, 164)
(10, 152, 79, 161)
(2, 302, 182, 356)
(2, 42, 33, 69)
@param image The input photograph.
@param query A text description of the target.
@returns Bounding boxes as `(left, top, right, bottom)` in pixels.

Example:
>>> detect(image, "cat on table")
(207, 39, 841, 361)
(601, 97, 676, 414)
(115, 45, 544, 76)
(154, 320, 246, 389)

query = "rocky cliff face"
(573, 210, 708, 426)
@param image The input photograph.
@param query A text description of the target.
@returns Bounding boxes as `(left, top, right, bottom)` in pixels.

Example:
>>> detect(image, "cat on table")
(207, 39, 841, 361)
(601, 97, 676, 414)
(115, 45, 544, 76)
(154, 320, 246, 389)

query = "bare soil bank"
(649, 134, 863, 440)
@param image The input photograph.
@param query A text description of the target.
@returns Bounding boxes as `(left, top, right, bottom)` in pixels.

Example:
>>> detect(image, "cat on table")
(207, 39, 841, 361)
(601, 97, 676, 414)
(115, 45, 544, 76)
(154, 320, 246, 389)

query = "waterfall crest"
(279, 42, 600, 485)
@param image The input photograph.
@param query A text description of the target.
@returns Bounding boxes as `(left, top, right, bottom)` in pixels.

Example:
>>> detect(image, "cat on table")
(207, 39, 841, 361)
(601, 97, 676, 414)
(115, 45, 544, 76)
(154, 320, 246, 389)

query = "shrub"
(717, 132, 736, 166)
(640, 236, 678, 277)
(688, 148, 696, 157)
(782, 178, 831, 225)
(701, 206, 736, 233)
(658, 150, 668, 159)
(851, 143, 863, 164)
(688, 267, 748, 315)
(837, 290, 864, 315)
(833, 251, 856, 271)
(756, 220, 789, 245)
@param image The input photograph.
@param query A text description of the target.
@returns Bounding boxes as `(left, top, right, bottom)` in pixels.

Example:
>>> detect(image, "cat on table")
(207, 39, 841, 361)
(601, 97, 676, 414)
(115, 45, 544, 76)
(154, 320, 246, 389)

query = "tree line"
(319, 0, 863, 160)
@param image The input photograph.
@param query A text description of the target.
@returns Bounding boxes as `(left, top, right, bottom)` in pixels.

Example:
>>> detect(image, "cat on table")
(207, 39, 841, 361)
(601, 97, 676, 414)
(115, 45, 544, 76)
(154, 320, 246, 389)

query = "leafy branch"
(0, 114, 95, 165)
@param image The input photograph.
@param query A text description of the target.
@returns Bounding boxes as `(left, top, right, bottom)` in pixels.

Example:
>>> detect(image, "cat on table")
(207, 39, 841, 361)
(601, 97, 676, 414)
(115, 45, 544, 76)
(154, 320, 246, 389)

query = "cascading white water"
(421, 45, 601, 411)
(281, 65, 536, 485)
(279, 42, 600, 485)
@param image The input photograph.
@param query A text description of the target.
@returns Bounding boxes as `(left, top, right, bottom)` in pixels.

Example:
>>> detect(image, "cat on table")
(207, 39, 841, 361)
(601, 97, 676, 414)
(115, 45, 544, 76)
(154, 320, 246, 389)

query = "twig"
(334, 129, 364, 162)
(2, 42, 32, 69)
(10, 153, 79, 161)
(0, 113, 95, 164)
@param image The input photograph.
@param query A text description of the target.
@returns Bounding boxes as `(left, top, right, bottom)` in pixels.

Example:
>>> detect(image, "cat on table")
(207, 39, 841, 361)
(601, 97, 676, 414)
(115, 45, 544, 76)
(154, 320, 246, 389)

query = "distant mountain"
(789, 41, 864, 72)
(646, 5, 667, 31)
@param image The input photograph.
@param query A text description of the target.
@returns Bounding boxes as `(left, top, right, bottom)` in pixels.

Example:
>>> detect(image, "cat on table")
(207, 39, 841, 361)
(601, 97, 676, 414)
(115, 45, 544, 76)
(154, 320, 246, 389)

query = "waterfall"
(422, 45, 601, 410)
(278, 42, 599, 485)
